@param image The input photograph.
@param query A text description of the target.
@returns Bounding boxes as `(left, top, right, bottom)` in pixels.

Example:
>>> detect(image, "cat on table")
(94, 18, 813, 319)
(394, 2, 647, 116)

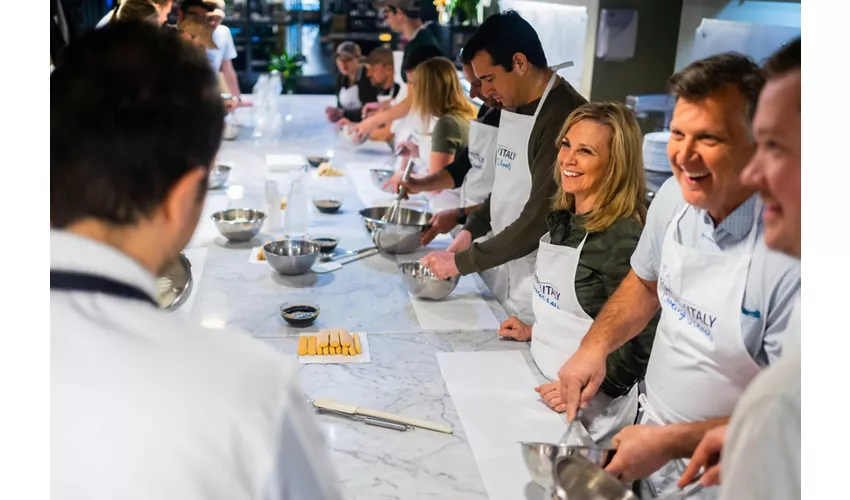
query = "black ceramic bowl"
(313, 197, 343, 214)
(310, 235, 339, 254)
(307, 155, 330, 168)
(280, 302, 320, 328)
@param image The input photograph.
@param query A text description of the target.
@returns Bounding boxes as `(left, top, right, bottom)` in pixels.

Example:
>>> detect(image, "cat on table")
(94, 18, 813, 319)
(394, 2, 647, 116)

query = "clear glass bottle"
(284, 167, 310, 237)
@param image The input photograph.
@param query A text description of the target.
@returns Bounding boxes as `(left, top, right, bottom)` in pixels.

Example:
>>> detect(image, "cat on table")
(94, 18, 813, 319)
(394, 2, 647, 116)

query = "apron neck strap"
(532, 72, 559, 120)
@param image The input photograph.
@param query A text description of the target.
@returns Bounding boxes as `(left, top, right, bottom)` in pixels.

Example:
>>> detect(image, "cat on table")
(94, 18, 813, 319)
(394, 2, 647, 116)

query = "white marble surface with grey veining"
(178, 95, 552, 500)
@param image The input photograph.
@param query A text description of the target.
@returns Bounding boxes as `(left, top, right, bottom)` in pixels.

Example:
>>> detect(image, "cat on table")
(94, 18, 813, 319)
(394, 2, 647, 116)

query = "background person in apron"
(341, 47, 402, 142)
(497, 102, 658, 445)
(397, 61, 502, 245)
(325, 42, 379, 124)
(678, 39, 801, 500)
(51, 23, 341, 500)
(396, 57, 477, 213)
(419, 11, 587, 325)
(555, 53, 801, 498)
(352, 0, 442, 142)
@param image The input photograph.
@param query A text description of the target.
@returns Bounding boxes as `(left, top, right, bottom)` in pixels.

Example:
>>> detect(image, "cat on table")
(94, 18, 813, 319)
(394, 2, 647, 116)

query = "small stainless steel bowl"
(398, 261, 460, 300)
(156, 252, 193, 311)
(520, 442, 617, 490)
(307, 155, 330, 168)
(211, 208, 265, 242)
(360, 206, 432, 254)
(552, 455, 637, 500)
(280, 302, 320, 328)
(208, 164, 232, 190)
(313, 196, 343, 214)
(370, 168, 394, 192)
(264, 239, 320, 275)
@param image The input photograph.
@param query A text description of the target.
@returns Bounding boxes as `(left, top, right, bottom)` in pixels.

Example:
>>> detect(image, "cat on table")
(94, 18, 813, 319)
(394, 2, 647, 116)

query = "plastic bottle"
(284, 167, 310, 237)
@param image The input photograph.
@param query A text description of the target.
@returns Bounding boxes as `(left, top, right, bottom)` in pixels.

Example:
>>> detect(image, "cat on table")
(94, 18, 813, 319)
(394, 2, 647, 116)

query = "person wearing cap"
(325, 42, 380, 124)
(204, 1, 242, 107)
(351, 0, 442, 142)
(97, 0, 174, 28)
(336, 47, 402, 138)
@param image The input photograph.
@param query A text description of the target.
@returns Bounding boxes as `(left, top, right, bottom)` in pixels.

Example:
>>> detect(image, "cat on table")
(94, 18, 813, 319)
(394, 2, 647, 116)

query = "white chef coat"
(207, 24, 237, 73)
(719, 344, 801, 500)
(51, 230, 341, 500)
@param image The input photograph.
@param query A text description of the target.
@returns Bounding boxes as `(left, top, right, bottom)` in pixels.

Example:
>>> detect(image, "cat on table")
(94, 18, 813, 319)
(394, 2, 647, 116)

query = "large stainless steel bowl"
(360, 206, 432, 254)
(370, 168, 394, 192)
(521, 443, 617, 490)
(208, 164, 232, 189)
(398, 261, 459, 300)
(552, 455, 637, 500)
(264, 239, 320, 275)
(156, 252, 193, 311)
(211, 208, 266, 242)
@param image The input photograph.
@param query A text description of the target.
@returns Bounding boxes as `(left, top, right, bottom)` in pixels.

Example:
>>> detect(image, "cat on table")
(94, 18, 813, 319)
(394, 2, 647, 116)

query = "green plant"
(268, 50, 306, 79)
(446, 0, 478, 23)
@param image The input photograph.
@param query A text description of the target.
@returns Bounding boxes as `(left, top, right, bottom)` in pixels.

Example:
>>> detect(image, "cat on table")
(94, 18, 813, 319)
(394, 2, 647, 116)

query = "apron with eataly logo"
(460, 119, 498, 208)
(639, 200, 763, 499)
(487, 66, 566, 324)
(530, 233, 638, 444)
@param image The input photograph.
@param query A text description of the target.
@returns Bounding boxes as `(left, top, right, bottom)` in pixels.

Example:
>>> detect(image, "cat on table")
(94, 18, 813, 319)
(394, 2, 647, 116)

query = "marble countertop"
(180, 96, 552, 500)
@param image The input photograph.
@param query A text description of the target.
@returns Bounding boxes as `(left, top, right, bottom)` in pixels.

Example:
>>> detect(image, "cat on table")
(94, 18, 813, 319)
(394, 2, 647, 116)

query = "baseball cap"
(204, 0, 225, 19)
(362, 47, 394, 66)
(372, 0, 421, 16)
(402, 44, 443, 73)
(335, 41, 363, 60)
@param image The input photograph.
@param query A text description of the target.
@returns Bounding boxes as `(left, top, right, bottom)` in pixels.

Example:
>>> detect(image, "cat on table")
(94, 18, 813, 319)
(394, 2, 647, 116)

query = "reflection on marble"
(180, 96, 551, 500)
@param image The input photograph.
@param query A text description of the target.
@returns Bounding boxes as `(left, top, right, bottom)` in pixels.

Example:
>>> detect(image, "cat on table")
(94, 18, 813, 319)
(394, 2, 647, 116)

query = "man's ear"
(161, 166, 208, 229)
(512, 52, 529, 76)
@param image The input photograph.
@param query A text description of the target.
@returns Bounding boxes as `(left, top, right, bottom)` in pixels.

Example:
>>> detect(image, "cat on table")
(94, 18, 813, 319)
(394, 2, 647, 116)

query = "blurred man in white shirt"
(51, 22, 341, 500)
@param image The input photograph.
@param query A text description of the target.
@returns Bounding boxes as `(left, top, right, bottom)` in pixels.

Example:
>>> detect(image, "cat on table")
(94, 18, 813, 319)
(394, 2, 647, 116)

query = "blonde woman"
(393, 57, 476, 212)
(498, 102, 659, 445)
(98, 0, 172, 26)
(115, 0, 160, 23)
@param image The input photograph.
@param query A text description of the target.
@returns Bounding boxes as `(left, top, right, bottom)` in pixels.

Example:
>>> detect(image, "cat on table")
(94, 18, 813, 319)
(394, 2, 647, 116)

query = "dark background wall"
(589, 0, 683, 103)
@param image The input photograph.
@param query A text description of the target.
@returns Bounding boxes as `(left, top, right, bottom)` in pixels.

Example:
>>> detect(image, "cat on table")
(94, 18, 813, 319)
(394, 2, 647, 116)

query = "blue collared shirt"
(631, 177, 801, 366)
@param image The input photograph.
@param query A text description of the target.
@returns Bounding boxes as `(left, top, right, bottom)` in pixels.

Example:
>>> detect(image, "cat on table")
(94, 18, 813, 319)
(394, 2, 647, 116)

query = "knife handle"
(356, 407, 454, 434)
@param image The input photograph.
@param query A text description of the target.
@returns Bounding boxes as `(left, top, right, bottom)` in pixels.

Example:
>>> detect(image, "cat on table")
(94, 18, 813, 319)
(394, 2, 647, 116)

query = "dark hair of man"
(50, 21, 224, 228)
(180, 0, 212, 13)
(459, 10, 547, 71)
(668, 52, 765, 122)
(764, 38, 800, 79)
(402, 43, 443, 73)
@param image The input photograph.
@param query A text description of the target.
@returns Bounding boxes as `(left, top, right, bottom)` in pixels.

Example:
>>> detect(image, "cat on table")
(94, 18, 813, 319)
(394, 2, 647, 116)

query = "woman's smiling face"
(557, 119, 612, 202)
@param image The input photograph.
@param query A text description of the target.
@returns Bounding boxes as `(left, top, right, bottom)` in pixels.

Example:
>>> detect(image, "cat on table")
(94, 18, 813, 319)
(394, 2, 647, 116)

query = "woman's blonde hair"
(116, 0, 159, 22)
(552, 101, 647, 232)
(411, 57, 477, 127)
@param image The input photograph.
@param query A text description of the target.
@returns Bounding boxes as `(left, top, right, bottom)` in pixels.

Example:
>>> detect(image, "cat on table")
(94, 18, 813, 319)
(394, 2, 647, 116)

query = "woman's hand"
(534, 381, 566, 413)
(325, 107, 344, 122)
(362, 102, 383, 118)
(395, 140, 420, 159)
(382, 170, 403, 194)
(679, 425, 726, 488)
(447, 229, 472, 253)
(499, 316, 532, 341)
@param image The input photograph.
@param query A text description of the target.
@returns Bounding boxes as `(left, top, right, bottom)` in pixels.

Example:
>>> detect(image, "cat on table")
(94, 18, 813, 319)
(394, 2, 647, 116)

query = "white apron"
(338, 82, 361, 110)
(530, 233, 638, 444)
(416, 123, 462, 213)
(488, 68, 563, 325)
(639, 201, 764, 498)
(392, 50, 408, 102)
(460, 118, 498, 207)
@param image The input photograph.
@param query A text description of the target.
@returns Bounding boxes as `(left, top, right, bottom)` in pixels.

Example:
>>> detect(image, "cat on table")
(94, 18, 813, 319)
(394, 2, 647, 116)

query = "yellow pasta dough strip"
(317, 330, 330, 348)
(306, 336, 317, 355)
(297, 336, 308, 356)
(339, 329, 352, 347)
(352, 333, 362, 354)
(330, 330, 340, 348)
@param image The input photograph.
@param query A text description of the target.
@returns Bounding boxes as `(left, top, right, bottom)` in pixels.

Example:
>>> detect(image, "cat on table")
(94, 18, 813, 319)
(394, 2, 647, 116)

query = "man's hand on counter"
(421, 210, 460, 246)
(558, 344, 608, 421)
(420, 251, 459, 280)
